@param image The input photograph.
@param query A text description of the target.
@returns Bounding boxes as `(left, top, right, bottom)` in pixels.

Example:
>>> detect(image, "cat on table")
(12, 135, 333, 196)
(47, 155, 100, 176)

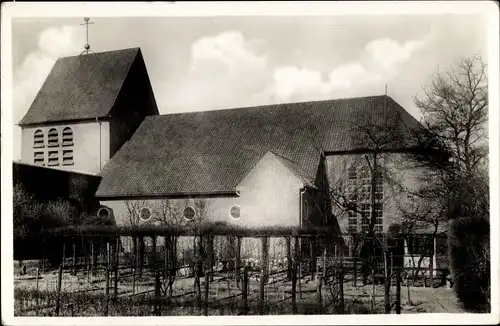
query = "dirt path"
(401, 287, 464, 313)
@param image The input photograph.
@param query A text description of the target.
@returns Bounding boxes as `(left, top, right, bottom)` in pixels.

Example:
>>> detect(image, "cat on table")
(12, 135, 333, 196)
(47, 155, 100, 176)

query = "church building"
(17, 47, 441, 268)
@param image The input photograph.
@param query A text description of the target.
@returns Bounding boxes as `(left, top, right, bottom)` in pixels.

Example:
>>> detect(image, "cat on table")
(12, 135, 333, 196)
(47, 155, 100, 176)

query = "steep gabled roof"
(96, 95, 422, 198)
(19, 48, 142, 126)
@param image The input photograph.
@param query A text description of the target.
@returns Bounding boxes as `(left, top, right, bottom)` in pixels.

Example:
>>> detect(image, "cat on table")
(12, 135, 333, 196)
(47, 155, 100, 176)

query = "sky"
(11, 14, 488, 159)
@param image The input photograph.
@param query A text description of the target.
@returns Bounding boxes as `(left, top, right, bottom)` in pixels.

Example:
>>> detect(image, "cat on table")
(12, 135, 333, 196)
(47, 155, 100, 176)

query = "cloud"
(268, 35, 429, 103)
(14, 26, 80, 123)
(171, 31, 270, 111)
(361, 38, 426, 74)
(13, 25, 80, 159)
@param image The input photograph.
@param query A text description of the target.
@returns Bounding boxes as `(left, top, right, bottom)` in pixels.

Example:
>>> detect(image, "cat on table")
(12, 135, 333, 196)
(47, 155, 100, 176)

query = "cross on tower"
(80, 17, 94, 55)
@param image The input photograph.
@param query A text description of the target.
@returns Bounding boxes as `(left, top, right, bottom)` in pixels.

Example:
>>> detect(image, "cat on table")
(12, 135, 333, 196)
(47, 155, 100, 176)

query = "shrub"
(448, 216, 490, 312)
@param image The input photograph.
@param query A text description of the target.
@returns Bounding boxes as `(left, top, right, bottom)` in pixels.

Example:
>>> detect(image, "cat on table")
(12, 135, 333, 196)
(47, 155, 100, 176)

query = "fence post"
(298, 262, 302, 300)
(291, 236, 299, 314)
(42, 237, 46, 275)
(35, 267, 40, 311)
(316, 274, 323, 311)
(209, 235, 214, 282)
(235, 236, 241, 286)
(396, 267, 401, 314)
(286, 237, 292, 280)
(113, 236, 119, 302)
(204, 259, 210, 316)
(55, 262, 63, 316)
(339, 268, 345, 314)
(242, 265, 249, 315)
(62, 241, 66, 269)
(323, 248, 327, 278)
(194, 264, 202, 310)
(155, 268, 161, 316)
(72, 240, 76, 276)
(353, 256, 357, 287)
(310, 238, 317, 281)
(259, 236, 269, 315)
(104, 241, 110, 316)
(384, 251, 391, 314)
(138, 236, 144, 277)
(90, 239, 95, 277)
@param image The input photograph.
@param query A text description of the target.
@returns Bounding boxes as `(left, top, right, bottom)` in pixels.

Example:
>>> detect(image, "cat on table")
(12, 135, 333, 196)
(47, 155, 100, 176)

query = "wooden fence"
(14, 226, 413, 316)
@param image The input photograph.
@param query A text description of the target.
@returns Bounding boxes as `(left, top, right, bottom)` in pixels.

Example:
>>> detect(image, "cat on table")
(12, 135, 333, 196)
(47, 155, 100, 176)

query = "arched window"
(62, 127, 74, 165)
(62, 127, 74, 146)
(183, 206, 196, 221)
(47, 128, 59, 147)
(33, 129, 44, 148)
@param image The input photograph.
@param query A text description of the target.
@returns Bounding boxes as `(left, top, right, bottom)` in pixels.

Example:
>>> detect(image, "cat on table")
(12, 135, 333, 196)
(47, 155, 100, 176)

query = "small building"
(13, 161, 103, 261)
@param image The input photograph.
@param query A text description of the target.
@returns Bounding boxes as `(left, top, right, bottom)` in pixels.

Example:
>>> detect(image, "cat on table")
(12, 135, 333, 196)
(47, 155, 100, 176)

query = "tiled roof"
(18, 48, 141, 126)
(96, 95, 422, 198)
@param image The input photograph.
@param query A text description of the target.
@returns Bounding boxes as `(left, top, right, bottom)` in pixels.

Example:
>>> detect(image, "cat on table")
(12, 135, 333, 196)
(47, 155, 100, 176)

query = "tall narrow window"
(48, 150, 59, 166)
(62, 127, 73, 146)
(33, 129, 44, 148)
(48, 128, 59, 147)
(348, 204, 357, 233)
(346, 162, 384, 234)
(61, 127, 74, 165)
(375, 203, 383, 233)
(34, 151, 44, 166)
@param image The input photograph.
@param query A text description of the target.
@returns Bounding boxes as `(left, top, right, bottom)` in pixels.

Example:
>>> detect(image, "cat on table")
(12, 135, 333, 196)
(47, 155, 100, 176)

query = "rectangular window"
(347, 185, 358, 201)
(34, 152, 44, 165)
(360, 203, 371, 218)
(48, 150, 59, 166)
(348, 167, 357, 179)
(348, 225, 357, 233)
(374, 225, 383, 234)
(374, 203, 383, 217)
(360, 185, 371, 202)
(62, 150, 74, 166)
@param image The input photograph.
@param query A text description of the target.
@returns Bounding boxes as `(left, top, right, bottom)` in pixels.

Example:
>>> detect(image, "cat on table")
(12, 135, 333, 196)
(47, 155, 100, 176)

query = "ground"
(14, 260, 464, 316)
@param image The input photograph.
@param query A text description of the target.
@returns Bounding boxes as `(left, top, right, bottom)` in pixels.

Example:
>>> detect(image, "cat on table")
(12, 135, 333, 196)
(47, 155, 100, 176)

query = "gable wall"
(109, 53, 159, 158)
(325, 152, 427, 234)
(21, 121, 110, 175)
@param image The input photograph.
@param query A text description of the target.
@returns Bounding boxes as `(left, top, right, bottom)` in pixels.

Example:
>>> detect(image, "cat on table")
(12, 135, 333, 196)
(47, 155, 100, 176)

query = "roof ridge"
(267, 151, 296, 164)
(56, 47, 141, 61)
(155, 94, 388, 118)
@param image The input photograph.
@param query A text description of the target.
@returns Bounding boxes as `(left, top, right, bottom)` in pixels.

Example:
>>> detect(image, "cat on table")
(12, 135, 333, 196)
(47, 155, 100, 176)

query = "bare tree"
(410, 55, 489, 311)
(414, 54, 488, 176)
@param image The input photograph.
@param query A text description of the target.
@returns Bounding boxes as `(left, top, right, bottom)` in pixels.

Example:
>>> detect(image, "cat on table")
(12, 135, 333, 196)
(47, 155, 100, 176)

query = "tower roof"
(18, 47, 143, 126)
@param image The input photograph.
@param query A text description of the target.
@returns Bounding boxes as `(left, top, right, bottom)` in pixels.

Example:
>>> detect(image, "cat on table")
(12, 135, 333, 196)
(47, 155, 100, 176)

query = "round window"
(97, 207, 110, 219)
(229, 205, 240, 219)
(183, 206, 196, 221)
(140, 207, 152, 221)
